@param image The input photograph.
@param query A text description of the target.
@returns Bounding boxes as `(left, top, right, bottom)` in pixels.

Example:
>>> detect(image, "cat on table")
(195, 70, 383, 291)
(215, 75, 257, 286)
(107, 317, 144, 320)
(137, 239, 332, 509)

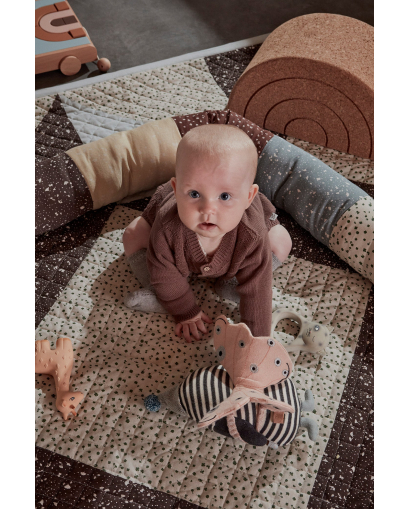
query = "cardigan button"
(203, 266, 210, 272)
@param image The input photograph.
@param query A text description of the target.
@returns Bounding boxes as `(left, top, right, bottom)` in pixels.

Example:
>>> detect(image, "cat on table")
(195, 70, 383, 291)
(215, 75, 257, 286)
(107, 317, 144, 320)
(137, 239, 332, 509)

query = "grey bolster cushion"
(255, 136, 374, 282)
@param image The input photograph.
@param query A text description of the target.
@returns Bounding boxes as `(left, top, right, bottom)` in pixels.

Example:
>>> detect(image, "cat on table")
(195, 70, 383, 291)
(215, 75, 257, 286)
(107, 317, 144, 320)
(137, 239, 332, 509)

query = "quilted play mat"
(35, 45, 374, 509)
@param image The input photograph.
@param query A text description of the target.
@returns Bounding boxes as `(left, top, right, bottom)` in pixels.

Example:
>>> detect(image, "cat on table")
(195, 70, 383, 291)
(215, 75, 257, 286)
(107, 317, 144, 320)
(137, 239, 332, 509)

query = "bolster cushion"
(36, 117, 182, 236)
(36, 109, 374, 283)
(66, 116, 182, 210)
(254, 134, 373, 281)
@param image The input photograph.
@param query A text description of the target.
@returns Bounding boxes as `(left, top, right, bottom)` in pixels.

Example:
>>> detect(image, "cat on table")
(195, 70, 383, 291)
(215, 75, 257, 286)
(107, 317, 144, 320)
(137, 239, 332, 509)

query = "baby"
(122, 124, 292, 342)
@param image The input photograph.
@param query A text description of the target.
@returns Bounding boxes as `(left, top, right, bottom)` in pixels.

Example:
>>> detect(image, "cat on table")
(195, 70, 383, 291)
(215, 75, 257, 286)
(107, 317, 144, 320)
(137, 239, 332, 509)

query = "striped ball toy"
(179, 364, 301, 447)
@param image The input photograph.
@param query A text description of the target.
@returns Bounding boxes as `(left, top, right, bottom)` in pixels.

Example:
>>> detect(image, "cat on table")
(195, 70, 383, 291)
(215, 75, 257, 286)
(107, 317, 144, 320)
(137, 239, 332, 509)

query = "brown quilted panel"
(35, 96, 115, 328)
(35, 205, 115, 328)
(35, 446, 205, 509)
(35, 96, 93, 236)
(308, 290, 373, 509)
(205, 45, 261, 98)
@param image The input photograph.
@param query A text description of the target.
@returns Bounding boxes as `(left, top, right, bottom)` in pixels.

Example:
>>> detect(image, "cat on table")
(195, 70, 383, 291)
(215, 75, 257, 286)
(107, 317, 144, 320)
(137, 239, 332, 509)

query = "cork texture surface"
(227, 14, 374, 160)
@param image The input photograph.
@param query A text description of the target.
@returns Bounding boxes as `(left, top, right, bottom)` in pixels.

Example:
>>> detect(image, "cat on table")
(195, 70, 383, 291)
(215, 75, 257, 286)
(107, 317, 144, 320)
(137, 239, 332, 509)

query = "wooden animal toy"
(272, 308, 333, 354)
(35, 337, 84, 420)
(35, 0, 111, 76)
(145, 316, 319, 447)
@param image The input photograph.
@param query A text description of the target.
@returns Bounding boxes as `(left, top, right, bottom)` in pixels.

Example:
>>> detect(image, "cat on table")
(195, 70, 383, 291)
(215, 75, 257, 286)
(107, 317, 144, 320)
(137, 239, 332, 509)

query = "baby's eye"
(219, 192, 231, 201)
(189, 190, 200, 199)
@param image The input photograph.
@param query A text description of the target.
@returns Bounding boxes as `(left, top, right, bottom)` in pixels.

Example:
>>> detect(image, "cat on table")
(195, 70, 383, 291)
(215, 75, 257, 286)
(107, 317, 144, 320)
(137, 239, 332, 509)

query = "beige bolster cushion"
(329, 196, 374, 283)
(66, 117, 182, 210)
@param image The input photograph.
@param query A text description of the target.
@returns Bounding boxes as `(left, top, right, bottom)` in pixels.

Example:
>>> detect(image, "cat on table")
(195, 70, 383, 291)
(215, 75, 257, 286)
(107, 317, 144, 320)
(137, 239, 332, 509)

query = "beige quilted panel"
(36, 58, 227, 124)
(35, 95, 56, 128)
(329, 196, 374, 282)
(35, 205, 371, 509)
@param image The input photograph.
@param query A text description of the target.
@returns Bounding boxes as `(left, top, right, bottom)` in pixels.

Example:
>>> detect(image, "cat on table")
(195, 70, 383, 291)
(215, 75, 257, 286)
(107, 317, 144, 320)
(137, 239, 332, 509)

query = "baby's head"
(171, 124, 259, 240)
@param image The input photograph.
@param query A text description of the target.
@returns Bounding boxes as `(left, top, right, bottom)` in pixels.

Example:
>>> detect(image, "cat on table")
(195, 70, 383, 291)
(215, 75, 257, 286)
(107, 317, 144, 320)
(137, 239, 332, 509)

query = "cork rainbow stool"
(35, 0, 111, 76)
(227, 13, 374, 160)
(35, 337, 84, 420)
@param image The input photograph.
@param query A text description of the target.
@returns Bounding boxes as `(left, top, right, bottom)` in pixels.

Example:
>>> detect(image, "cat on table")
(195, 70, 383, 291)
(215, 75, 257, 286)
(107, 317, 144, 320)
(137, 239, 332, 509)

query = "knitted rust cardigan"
(142, 181, 279, 336)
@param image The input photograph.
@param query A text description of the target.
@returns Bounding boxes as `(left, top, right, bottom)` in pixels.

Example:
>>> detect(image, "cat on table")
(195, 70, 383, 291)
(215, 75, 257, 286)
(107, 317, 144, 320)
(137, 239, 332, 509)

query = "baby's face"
(171, 149, 258, 241)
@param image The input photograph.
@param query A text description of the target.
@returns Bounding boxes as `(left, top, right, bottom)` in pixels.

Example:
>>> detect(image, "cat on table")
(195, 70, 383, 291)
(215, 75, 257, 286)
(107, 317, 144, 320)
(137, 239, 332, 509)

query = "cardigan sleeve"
(141, 181, 173, 227)
(258, 192, 280, 230)
(234, 234, 273, 337)
(146, 222, 202, 323)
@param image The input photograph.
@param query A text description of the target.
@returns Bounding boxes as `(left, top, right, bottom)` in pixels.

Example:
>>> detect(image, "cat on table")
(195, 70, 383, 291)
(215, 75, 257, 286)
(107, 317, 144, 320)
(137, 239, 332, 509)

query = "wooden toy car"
(35, 0, 111, 76)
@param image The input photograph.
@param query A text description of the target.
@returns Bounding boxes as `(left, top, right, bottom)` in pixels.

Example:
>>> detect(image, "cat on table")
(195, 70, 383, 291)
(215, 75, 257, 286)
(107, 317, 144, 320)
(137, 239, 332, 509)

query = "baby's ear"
(171, 177, 177, 195)
(247, 184, 259, 207)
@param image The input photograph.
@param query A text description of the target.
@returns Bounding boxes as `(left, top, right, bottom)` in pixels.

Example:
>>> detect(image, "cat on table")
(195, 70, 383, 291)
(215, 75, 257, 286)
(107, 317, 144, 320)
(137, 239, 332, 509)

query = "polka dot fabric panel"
(329, 196, 374, 283)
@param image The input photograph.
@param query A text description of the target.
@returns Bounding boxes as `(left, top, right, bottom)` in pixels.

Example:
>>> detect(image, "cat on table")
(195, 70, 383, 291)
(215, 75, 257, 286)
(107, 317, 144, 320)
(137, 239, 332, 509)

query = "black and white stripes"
(178, 365, 300, 446)
(179, 365, 234, 421)
(260, 379, 301, 446)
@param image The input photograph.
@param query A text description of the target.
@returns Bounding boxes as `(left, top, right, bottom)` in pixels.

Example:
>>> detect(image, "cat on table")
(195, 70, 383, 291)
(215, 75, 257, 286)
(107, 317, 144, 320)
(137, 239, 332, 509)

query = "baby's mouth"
(198, 222, 217, 231)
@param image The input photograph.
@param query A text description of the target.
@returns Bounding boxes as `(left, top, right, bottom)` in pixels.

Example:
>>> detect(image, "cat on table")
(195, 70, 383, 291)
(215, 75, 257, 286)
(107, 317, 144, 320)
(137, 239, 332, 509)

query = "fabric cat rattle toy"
(35, 338, 84, 420)
(145, 316, 319, 447)
(197, 316, 295, 439)
(271, 308, 333, 353)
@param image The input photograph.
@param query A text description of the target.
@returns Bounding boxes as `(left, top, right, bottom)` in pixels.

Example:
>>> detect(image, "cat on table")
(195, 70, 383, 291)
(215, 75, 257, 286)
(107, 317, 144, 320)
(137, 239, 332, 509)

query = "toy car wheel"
(60, 56, 82, 76)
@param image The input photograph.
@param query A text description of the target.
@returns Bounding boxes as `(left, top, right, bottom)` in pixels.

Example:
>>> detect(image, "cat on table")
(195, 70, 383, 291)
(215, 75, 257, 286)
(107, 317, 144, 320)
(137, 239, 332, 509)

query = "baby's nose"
(200, 199, 215, 215)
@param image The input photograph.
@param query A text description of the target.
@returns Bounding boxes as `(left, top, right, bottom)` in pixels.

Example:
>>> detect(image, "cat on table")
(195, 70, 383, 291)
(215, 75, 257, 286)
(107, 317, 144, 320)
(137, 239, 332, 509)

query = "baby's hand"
(175, 311, 213, 343)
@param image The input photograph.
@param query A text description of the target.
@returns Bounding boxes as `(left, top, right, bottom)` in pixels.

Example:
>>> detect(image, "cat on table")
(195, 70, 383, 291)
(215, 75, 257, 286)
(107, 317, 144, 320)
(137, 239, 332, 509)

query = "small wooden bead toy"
(97, 58, 111, 72)
(35, 337, 84, 420)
